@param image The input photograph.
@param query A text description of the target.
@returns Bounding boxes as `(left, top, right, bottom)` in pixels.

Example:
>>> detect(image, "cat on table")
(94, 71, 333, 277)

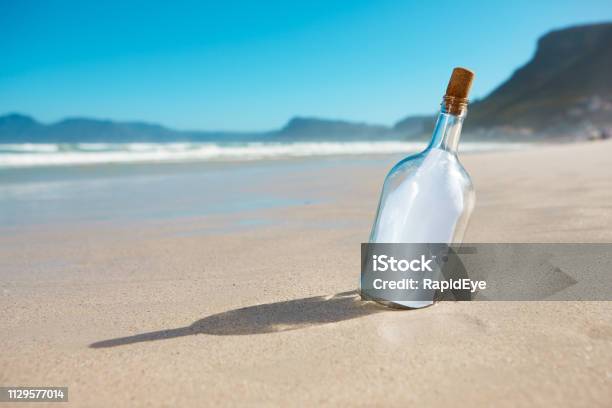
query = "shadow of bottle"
(90, 290, 383, 348)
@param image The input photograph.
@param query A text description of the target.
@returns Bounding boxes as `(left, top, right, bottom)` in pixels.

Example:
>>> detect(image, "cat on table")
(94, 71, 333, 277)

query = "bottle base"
(360, 289, 434, 310)
(374, 300, 434, 310)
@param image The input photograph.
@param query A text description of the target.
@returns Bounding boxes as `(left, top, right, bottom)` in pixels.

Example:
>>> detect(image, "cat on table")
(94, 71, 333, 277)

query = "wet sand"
(1, 141, 611, 407)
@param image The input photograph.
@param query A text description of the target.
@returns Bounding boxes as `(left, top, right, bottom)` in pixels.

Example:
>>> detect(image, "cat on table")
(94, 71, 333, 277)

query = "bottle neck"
(427, 105, 466, 154)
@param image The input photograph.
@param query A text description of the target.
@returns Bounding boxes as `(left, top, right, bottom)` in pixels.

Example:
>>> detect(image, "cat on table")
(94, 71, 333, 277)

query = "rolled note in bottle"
(366, 67, 476, 309)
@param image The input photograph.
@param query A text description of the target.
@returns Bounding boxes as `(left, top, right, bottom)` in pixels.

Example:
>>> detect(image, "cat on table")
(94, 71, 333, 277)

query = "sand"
(1, 141, 611, 407)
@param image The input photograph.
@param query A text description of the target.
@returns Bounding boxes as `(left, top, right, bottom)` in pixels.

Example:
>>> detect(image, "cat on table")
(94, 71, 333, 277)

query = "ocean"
(0, 156, 378, 228)
(0, 141, 528, 229)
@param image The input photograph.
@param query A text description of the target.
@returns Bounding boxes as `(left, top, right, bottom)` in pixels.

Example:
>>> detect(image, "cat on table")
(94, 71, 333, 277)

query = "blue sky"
(1, 0, 611, 131)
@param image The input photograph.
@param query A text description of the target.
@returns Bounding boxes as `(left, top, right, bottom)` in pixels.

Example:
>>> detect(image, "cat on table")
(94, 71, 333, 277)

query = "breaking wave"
(0, 142, 527, 168)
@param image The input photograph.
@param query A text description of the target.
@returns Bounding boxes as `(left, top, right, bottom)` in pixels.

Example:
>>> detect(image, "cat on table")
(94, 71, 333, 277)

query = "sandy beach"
(1, 141, 611, 407)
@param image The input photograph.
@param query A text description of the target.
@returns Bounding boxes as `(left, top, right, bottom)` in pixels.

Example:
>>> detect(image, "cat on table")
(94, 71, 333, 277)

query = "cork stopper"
(445, 67, 474, 99)
(443, 67, 475, 115)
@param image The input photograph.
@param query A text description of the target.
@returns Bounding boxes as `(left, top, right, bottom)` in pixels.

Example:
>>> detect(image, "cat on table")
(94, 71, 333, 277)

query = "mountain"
(392, 115, 434, 139)
(0, 114, 44, 140)
(464, 22, 612, 139)
(0, 113, 266, 143)
(276, 117, 392, 140)
(0, 114, 406, 143)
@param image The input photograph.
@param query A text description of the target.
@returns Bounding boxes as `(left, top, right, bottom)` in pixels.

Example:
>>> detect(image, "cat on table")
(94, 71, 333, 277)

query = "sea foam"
(0, 141, 527, 168)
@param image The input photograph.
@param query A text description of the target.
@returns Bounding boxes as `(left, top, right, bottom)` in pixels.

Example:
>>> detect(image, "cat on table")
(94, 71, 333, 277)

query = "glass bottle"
(367, 67, 476, 308)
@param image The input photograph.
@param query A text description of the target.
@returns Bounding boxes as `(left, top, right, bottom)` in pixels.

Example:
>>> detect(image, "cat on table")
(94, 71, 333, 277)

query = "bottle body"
(370, 148, 474, 243)
(366, 111, 475, 308)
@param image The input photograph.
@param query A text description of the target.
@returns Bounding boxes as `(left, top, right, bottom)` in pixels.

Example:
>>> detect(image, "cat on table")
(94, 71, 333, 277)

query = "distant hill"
(0, 113, 266, 143)
(276, 117, 392, 140)
(0, 114, 404, 143)
(2, 22, 611, 143)
(465, 22, 612, 139)
(392, 115, 434, 139)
